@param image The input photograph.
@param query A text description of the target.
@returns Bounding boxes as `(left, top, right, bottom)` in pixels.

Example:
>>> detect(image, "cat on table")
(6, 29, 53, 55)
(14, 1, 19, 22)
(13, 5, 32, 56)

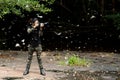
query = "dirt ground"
(0, 50, 120, 80)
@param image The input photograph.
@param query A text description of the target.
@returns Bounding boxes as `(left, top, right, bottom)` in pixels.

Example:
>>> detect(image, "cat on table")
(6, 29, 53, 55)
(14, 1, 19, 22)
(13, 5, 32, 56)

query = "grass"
(59, 54, 91, 67)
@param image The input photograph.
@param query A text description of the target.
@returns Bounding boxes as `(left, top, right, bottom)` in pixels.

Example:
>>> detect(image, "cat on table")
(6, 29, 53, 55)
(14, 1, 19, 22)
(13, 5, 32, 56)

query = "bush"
(104, 14, 120, 30)
(59, 55, 91, 67)
(68, 55, 91, 67)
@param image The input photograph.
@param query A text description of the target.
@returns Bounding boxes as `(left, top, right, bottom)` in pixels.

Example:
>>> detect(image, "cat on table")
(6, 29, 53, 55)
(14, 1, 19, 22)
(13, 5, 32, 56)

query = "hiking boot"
(40, 68, 46, 76)
(23, 70, 29, 75)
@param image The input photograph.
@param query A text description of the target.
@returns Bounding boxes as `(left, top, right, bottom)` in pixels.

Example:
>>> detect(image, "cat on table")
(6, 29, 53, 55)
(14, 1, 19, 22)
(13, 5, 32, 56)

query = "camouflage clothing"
(25, 44, 43, 70)
(23, 21, 45, 75)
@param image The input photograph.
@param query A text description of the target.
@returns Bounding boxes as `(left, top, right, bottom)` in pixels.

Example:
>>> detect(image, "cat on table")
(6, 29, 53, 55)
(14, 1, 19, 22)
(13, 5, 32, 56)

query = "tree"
(101, 0, 104, 15)
(0, 0, 55, 18)
(0, 0, 55, 50)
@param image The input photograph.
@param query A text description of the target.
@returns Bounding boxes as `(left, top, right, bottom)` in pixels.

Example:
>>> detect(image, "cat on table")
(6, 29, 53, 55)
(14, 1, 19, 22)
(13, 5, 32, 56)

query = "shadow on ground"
(3, 77, 23, 80)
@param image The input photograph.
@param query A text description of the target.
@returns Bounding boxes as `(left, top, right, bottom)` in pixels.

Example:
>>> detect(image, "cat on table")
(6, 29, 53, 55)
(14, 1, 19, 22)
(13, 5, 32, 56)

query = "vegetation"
(59, 55, 91, 67)
(0, 0, 120, 51)
(105, 14, 120, 30)
(0, 0, 55, 18)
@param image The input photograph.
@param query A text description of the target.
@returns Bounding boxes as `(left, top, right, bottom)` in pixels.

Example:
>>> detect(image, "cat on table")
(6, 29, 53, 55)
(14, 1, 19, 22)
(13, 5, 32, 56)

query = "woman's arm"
(27, 27, 34, 34)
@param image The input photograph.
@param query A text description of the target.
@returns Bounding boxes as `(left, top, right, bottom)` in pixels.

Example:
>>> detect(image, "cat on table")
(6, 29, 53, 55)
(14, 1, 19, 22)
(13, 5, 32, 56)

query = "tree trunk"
(60, 0, 62, 5)
(112, 0, 115, 13)
(82, 0, 87, 14)
(101, 0, 104, 16)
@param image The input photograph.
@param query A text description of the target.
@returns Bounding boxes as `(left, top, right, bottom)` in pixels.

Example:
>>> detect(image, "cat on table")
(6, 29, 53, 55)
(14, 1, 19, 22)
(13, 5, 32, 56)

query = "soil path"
(0, 51, 120, 80)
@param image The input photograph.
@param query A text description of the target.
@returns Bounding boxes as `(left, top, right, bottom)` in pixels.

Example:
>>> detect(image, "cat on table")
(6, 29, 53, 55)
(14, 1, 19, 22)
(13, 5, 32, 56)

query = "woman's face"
(34, 20, 39, 27)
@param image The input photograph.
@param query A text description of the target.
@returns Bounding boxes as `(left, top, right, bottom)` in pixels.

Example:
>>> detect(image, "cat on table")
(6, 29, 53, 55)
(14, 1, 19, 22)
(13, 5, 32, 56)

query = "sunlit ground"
(0, 50, 120, 80)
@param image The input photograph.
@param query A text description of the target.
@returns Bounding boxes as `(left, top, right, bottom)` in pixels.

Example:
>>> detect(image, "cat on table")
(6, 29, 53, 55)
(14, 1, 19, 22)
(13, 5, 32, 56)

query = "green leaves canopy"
(0, 0, 55, 18)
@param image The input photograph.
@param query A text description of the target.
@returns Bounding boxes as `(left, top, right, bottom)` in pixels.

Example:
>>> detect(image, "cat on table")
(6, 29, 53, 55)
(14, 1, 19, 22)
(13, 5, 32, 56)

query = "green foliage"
(0, 0, 55, 18)
(104, 14, 120, 30)
(59, 55, 91, 67)
(45, 0, 55, 4)
(68, 55, 91, 67)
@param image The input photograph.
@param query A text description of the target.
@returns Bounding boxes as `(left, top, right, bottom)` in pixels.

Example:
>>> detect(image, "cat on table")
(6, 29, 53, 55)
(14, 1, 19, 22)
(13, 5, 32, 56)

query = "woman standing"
(23, 18, 46, 76)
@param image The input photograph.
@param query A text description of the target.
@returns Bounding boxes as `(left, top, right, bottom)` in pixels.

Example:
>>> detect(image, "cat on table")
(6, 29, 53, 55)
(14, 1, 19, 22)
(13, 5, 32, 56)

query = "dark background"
(0, 0, 120, 52)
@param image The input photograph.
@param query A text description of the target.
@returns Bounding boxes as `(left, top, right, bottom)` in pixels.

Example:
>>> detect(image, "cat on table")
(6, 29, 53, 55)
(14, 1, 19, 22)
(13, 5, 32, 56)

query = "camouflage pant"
(25, 44, 43, 71)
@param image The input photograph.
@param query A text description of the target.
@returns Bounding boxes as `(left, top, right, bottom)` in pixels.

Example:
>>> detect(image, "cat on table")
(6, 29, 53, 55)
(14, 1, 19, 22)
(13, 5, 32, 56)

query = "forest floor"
(0, 50, 120, 80)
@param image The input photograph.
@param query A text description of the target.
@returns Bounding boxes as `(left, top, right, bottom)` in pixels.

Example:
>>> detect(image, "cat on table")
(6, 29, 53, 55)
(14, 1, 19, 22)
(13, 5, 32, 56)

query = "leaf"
(0, 0, 55, 18)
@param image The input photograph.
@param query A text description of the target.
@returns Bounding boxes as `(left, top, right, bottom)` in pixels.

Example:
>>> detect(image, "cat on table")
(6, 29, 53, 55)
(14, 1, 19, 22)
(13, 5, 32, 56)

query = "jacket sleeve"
(27, 26, 34, 34)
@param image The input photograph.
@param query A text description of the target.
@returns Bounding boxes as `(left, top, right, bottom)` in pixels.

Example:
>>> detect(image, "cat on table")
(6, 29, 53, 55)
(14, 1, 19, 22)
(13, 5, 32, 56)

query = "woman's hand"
(40, 23, 44, 30)
(40, 23, 44, 27)
(33, 25, 37, 28)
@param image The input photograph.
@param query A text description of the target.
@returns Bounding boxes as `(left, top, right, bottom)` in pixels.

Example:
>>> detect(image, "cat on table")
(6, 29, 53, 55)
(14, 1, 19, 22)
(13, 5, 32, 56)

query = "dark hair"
(32, 18, 39, 23)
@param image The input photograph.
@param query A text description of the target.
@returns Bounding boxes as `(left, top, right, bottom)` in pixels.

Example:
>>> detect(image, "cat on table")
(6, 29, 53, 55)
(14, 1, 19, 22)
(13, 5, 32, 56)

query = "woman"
(23, 18, 46, 76)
